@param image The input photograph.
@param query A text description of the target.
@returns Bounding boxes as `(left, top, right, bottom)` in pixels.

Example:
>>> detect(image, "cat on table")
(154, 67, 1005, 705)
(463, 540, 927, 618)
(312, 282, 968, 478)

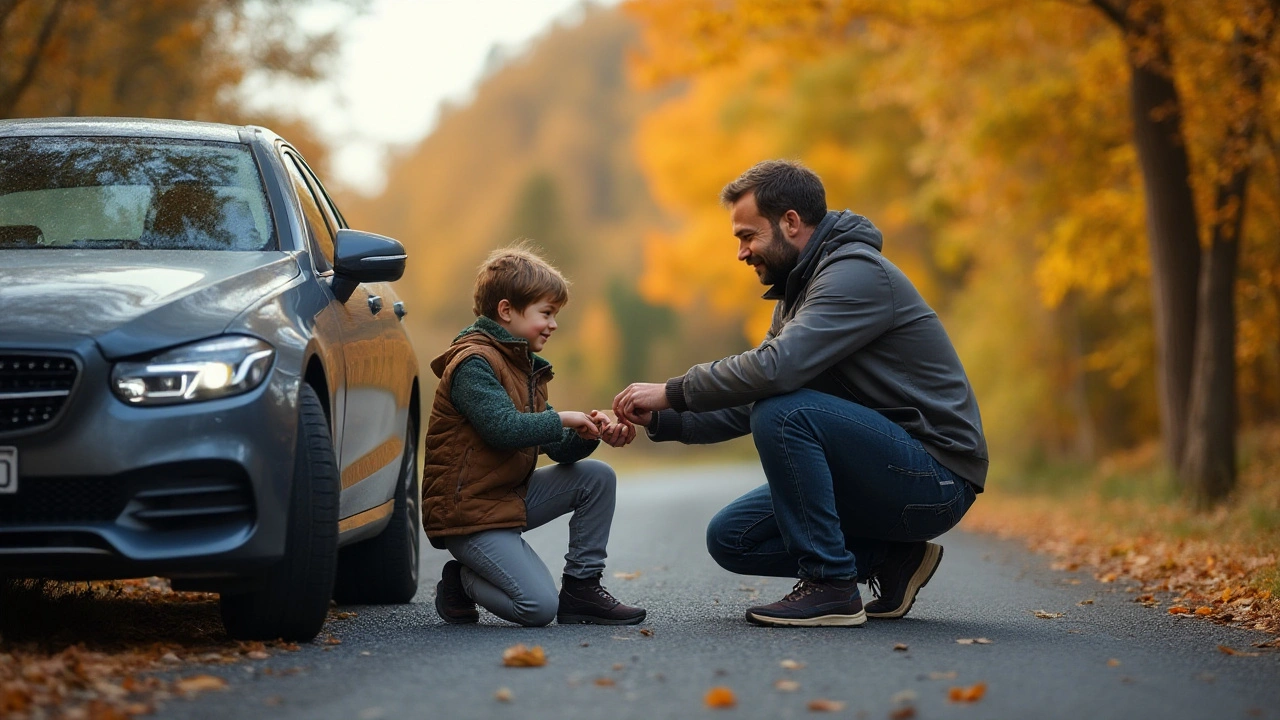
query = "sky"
(246, 0, 607, 196)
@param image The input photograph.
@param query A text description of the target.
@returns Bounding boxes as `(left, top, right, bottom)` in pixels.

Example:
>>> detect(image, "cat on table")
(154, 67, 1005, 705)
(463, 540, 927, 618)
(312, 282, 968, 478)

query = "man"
(614, 160, 987, 627)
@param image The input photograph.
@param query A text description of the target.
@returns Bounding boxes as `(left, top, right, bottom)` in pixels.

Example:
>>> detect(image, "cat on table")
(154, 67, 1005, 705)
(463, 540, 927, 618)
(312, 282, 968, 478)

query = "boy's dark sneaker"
(865, 541, 943, 619)
(745, 579, 866, 627)
(557, 574, 647, 625)
(435, 560, 479, 624)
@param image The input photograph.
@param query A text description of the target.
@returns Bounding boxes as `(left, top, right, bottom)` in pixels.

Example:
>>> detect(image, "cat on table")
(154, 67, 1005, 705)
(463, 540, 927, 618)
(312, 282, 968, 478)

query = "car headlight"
(111, 336, 275, 406)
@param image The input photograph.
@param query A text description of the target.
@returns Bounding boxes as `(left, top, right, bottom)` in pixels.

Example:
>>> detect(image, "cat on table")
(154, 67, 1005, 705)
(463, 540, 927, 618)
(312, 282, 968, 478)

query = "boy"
(421, 244, 645, 626)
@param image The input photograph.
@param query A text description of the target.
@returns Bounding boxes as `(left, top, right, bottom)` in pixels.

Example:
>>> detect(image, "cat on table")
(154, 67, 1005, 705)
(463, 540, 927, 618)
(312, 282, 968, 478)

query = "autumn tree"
(625, 0, 1280, 501)
(0, 0, 357, 132)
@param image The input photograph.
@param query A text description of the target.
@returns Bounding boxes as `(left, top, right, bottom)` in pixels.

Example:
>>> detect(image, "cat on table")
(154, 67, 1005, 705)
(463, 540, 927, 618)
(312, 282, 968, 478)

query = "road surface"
(165, 463, 1280, 719)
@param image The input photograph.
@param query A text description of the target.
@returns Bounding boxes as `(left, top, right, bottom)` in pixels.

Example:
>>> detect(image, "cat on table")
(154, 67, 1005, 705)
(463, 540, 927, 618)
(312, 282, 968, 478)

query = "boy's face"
(497, 297, 560, 352)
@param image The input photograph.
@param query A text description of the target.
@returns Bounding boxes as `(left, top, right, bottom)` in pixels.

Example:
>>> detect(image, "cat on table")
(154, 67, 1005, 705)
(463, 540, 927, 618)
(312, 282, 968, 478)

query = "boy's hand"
(559, 411, 603, 440)
(590, 410, 636, 448)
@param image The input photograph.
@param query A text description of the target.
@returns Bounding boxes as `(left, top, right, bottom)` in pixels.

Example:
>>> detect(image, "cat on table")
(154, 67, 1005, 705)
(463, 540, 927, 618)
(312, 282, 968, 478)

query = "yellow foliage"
(626, 0, 1280, 465)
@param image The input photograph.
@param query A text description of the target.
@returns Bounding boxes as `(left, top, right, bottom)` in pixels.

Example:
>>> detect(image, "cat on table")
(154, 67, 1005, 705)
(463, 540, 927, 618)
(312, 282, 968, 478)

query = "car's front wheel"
(332, 416, 421, 604)
(220, 383, 338, 641)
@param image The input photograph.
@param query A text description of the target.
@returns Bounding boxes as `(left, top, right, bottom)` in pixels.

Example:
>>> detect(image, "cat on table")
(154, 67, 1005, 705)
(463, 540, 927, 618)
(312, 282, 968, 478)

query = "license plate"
(0, 446, 16, 494)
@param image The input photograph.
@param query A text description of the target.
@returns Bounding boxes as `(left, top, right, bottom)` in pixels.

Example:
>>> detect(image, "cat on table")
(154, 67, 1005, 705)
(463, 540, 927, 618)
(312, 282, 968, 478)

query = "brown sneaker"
(435, 560, 479, 624)
(557, 574, 646, 625)
(865, 542, 943, 619)
(745, 579, 866, 627)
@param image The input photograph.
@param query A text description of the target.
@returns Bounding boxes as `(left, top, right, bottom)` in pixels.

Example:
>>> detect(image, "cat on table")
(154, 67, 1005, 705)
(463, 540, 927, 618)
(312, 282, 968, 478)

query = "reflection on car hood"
(0, 250, 300, 358)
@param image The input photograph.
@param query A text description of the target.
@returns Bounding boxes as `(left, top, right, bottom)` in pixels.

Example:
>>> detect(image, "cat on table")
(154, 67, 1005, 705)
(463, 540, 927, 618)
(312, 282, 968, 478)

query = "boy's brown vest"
(421, 330, 551, 547)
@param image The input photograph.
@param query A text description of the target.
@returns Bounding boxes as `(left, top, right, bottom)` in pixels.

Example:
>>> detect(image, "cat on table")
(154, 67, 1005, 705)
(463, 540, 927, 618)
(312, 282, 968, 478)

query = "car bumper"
(0, 333, 300, 582)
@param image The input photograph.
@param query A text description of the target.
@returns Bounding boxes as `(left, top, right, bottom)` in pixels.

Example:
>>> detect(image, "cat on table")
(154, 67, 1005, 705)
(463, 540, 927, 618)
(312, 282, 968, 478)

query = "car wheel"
(219, 383, 338, 641)
(332, 416, 421, 604)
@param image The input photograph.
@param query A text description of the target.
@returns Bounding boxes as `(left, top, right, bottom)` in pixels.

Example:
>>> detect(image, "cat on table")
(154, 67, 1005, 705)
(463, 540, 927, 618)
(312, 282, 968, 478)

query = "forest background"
(2, 0, 1278, 585)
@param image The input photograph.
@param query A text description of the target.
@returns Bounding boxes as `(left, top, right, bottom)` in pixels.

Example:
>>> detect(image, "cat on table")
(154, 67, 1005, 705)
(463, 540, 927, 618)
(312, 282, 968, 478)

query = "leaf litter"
(0, 577, 310, 718)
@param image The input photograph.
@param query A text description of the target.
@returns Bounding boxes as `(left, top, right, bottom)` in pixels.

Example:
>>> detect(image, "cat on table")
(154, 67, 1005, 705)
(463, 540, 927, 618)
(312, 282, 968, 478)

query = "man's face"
(731, 192, 799, 287)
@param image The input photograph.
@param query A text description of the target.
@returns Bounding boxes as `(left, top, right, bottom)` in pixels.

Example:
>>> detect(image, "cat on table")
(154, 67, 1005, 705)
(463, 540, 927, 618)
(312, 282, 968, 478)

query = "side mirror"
(331, 229, 406, 302)
(334, 229, 406, 282)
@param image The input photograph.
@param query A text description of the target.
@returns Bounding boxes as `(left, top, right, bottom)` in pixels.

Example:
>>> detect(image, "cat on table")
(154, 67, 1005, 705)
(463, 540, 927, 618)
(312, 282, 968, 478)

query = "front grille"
(0, 462, 253, 529)
(0, 477, 126, 523)
(0, 354, 79, 433)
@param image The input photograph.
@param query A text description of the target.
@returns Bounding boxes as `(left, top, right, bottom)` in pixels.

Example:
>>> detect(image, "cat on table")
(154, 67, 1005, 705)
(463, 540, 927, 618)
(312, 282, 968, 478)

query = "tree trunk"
(1121, 4, 1202, 472)
(1181, 19, 1269, 506)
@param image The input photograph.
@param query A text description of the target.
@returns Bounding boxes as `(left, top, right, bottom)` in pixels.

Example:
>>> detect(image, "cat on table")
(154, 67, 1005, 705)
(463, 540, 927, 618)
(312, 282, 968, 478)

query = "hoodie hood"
(764, 210, 883, 302)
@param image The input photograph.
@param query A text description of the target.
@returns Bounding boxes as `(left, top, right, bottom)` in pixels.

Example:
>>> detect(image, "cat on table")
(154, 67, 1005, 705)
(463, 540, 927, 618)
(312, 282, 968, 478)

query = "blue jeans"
(706, 390, 976, 582)
(443, 459, 616, 626)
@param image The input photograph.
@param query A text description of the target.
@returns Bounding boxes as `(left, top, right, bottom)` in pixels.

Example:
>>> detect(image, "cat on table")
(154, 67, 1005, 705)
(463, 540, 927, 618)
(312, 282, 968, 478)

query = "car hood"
(0, 250, 301, 359)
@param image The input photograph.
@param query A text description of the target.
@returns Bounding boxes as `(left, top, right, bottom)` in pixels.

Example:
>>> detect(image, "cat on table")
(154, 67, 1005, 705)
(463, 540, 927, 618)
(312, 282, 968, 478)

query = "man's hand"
(590, 410, 636, 447)
(558, 410, 603, 440)
(612, 382, 669, 426)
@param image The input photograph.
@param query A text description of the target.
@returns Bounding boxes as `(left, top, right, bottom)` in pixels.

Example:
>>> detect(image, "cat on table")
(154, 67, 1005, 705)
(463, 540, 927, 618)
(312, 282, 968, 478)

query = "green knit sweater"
(448, 317, 598, 464)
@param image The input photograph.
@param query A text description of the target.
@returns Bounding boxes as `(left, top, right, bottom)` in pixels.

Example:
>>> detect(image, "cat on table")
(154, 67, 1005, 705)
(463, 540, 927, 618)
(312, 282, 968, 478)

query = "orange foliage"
(624, 0, 1280, 465)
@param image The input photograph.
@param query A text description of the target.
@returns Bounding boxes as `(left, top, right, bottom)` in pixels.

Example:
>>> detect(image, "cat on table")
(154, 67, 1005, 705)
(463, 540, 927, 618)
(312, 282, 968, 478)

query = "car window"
(295, 156, 348, 231)
(0, 137, 274, 250)
(281, 152, 335, 271)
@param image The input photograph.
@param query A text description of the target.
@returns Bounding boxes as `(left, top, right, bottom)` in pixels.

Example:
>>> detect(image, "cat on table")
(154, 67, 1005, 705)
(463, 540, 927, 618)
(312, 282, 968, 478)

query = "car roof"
(0, 117, 273, 144)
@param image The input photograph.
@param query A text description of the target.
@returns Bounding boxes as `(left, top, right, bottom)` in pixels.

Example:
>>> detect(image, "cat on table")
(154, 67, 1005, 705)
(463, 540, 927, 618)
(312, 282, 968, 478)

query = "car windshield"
(0, 136, 275, 251)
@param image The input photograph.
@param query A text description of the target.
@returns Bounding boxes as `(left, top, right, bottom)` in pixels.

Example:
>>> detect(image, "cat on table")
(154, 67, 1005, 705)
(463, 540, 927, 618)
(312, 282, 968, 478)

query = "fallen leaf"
(948, 682, 987, 703)
(174, 675, 228, 694)
(704, 686, 737, 708)
(1107, 659, 1121, 667)
(501, 644, 546, 667)
(1168, 606, 1190, 615)
(1218, 645, 1261, 657)
(324, 636, 342, 645)
(889, 706, 917, 719)
(1033, 610, 1065, 619)
(1078, 599, 1095, 606)
(494, 687, 513, 703)
(594, 677, 616, 687)
(612, 663, 625, 671)
(780, 659, 806, 670)
(807, 698, 846, 712)
(893, 643, 909, 652)
(612, 571, 641, 580)
(246, 651, 269, 660)
(974, 638, 994, 644)
(639, 628, 654, 637)
(1194, 606, 1213, 616)
(956, 638, 975, 645)
(774, 679, 800, 692)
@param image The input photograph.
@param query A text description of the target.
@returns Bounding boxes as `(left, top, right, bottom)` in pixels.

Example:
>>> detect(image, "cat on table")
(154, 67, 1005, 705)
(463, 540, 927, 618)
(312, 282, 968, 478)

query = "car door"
(285, 152, 404, 519)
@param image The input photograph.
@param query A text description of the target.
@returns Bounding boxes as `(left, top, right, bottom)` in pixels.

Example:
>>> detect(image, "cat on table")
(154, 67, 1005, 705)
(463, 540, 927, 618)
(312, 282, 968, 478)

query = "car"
(0, 117, 422, 641)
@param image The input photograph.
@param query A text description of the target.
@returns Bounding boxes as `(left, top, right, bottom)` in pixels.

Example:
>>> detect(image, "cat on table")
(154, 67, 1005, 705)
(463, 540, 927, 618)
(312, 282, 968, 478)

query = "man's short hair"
(720, 159, 827, 227)
(473, 242, 570, 319)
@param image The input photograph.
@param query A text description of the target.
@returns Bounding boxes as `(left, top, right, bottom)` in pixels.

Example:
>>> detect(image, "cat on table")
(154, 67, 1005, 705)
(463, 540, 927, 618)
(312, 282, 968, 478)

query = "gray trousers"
(442, 459, 616, 627)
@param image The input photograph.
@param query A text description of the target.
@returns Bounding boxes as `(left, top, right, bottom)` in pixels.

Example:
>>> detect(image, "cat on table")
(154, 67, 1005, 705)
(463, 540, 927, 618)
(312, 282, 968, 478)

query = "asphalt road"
(166, 463, 1279, 720)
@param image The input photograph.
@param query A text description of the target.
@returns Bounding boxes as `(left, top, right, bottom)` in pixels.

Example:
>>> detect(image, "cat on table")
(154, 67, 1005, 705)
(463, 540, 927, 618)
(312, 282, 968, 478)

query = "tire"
(220, 383, 339, 641)
(332, 416, 421, 604)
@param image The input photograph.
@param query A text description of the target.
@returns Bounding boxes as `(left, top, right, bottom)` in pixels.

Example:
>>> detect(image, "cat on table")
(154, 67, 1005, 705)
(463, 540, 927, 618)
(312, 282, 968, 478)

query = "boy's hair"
(473, 242, 570, 319)
(720, 159, 827, 227)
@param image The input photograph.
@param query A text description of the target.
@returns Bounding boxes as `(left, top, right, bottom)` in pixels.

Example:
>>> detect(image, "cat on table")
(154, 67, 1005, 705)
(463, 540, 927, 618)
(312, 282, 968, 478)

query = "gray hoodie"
(649, 210, 989, 488)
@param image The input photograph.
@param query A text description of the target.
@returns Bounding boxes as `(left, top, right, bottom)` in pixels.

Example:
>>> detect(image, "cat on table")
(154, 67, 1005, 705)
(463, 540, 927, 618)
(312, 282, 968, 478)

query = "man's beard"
(754, 219, 800, 286)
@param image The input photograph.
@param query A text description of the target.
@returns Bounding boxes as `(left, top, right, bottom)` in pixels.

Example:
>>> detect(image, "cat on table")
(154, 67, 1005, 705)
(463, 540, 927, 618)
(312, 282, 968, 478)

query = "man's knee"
(705, 507, 743, 572)
(749, 391, 808, 439)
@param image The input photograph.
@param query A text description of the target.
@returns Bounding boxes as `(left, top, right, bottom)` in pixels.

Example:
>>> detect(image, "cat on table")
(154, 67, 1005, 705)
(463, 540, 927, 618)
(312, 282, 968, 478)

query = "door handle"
(367, 294, 383, 315)
(393, 301, 407, 320)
